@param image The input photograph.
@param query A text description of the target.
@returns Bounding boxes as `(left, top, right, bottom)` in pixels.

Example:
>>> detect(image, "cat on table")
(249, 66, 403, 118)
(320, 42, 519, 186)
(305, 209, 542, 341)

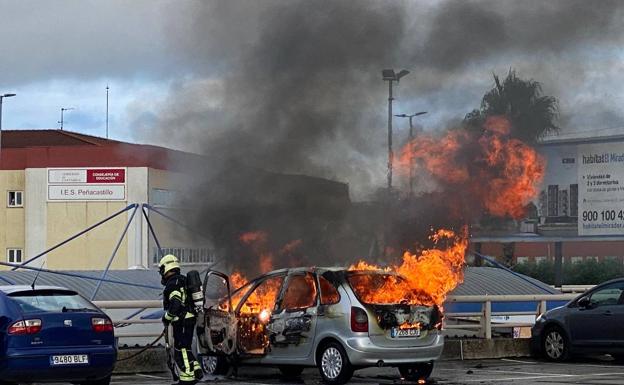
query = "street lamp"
(395, 111, 427, 196)
(59, 107, 75, 130)
(0, 93, 17, 166)
(382, 69, 409, 191)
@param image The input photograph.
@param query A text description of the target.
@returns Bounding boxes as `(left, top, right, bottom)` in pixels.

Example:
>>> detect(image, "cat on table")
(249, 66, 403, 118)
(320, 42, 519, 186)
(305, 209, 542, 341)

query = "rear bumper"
(344, 333, 444, 366)
(0, 346, 116, 382)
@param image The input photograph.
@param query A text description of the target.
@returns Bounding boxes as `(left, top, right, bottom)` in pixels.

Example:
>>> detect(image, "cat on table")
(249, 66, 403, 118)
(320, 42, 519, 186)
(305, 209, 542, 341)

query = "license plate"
(391, 327, 421, 338)
(50, 354, 89, 366)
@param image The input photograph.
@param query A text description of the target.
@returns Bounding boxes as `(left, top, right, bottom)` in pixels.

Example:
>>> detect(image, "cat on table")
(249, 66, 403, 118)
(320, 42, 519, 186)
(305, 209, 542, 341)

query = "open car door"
(200, 270, 237, 355)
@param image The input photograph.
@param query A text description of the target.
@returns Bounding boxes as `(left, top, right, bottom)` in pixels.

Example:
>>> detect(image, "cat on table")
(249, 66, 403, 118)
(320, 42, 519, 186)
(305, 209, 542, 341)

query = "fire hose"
(115, 329, 165, 362)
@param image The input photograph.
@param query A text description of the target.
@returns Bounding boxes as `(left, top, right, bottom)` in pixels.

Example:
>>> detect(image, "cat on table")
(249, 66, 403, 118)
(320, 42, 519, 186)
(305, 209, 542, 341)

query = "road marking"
(135, 374, 168, 379)
(461, 371, 624, 383)
(500, 358, 538, 364)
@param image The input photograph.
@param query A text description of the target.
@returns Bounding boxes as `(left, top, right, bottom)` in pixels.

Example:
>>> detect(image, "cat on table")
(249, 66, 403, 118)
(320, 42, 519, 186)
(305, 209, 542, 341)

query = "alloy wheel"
(545, 330, 565, 359)
(321, 346, 343, 379)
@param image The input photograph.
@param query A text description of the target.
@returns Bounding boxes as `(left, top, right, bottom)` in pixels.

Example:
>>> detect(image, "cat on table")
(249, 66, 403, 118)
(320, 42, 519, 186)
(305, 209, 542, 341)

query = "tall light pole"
(0, 93, 16, 167)
(382, 69, 409, 191)
(395, 111, 427, 197)
(59, 107, 74, 130)
(106, 85, 109, 138)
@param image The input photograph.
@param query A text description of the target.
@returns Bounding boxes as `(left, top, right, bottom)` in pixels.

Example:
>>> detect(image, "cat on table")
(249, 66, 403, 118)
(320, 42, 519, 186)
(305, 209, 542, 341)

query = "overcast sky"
(1, 0, 623, 197)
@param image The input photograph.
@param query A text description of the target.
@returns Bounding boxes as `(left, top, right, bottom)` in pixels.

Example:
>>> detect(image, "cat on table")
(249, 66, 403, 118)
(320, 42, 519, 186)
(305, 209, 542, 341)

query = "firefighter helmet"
(158, 254, 180, 276)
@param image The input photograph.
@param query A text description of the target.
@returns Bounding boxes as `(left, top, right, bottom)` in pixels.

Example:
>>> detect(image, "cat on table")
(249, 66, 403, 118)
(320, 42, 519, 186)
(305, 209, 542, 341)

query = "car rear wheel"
(201, 355, 230, 376)
(318, 342, 353, 385)
(79, 375, 111, 385)
(542, 326, 569, 362)
(398, 361, 434, 381)
(279, 365, 304, 378)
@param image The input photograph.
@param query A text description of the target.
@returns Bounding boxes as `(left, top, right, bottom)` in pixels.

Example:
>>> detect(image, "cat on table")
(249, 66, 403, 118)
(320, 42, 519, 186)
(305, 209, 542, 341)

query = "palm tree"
(465, 70, 560, 143)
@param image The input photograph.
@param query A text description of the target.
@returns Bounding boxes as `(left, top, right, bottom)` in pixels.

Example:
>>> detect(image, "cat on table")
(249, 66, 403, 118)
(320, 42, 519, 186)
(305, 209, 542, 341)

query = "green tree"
(465, 69, 560, 143)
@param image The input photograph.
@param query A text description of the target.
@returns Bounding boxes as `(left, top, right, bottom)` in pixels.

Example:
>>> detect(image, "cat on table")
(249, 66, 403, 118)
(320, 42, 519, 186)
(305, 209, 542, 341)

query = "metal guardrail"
(444, 294, 578, 339)
(97, 293, 582, 340)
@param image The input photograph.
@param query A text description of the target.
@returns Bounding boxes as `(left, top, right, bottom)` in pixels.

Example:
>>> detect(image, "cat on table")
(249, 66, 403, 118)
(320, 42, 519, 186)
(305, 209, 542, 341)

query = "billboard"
(47, 168, 126, 201)
(578, 143, 624, 235)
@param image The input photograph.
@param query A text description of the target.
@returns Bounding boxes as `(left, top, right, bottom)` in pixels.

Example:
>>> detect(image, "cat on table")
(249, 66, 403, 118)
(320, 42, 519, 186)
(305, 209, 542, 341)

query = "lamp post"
(59, 107, 74, 130)
(395, 111, 427, 196)
(382, 69, 409, 191)
(0, 93, 16, 166)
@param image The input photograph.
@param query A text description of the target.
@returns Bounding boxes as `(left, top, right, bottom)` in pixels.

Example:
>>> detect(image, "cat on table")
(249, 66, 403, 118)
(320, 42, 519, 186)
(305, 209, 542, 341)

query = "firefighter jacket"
(162, 273, 195, 323)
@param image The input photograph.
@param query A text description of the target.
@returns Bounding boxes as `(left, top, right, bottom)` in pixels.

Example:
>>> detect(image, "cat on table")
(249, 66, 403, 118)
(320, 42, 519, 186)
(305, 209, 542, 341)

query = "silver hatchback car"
(196, 267, 444, 384)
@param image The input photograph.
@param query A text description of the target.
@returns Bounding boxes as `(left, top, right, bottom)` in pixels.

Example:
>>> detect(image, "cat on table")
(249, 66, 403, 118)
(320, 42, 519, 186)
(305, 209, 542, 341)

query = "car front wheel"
(201, 355, 230, 376)
(398, 361, 434, 381)
(543, 326, 569, 362)
(318, 342, 354, 385)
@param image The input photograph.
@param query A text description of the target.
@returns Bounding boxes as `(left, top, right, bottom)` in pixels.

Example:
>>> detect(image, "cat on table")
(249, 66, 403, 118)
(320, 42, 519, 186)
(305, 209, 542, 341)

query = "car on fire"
(531, 277, 624, 362)
(196, 267, 444, 384)
(0, 286, 116, 385)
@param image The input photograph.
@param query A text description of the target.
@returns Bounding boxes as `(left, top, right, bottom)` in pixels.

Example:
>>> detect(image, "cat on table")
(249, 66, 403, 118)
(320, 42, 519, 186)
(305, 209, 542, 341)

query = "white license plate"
(391, 327, 421, 338)
(50, 354, 89, 366)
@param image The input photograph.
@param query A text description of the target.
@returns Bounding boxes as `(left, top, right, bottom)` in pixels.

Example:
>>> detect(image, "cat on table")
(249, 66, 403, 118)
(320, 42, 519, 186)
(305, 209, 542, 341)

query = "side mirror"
(578, 296, 591, 308)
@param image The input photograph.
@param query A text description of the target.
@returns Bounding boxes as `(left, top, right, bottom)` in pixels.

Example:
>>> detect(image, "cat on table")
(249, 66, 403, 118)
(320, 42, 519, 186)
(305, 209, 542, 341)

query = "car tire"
(542, 326, 569, 362)
(79, 375, 111, 385)
(200, 355, 230, 376)
(398, 361, 434, 381)
(317, 341, 354, 385)
(279, 365, 304, 378)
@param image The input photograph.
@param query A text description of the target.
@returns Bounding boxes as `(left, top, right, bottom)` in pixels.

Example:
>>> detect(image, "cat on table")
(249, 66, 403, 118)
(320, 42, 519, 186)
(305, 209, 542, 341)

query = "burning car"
(196, 267, 444, 384)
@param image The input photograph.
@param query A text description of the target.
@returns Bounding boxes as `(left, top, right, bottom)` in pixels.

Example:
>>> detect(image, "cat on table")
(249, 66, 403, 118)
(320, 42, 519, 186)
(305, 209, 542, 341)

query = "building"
(0, 129, 213, 271)
(472, 132, 624, 268)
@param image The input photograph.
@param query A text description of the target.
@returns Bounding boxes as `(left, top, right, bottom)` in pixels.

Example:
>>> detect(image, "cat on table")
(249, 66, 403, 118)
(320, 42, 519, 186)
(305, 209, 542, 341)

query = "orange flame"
(348, 228, 468, 307)
(398, 116, 545, 219)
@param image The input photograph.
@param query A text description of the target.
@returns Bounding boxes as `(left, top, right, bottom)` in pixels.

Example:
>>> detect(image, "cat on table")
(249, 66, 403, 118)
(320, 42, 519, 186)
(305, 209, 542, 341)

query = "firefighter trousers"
(172, 317, 202, 382)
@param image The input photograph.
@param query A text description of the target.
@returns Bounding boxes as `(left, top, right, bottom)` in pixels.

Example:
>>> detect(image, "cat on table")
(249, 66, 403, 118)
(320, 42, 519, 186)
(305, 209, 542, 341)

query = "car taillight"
(350, 307, 368, 332)
(92, 317, 113, 333)
(8, 319, 42, 335)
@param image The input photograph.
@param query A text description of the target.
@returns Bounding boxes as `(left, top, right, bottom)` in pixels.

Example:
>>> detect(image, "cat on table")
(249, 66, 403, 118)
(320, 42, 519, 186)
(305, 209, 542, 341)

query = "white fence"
(97, 293, 582, 341)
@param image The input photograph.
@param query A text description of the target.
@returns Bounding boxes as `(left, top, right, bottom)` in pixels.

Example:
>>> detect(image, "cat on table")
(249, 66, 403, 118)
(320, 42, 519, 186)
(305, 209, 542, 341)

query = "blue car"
(0, 286, 116, 385)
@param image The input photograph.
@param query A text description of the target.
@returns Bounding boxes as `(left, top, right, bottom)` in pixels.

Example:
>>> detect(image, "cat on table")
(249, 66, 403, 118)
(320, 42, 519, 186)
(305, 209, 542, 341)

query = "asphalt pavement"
(44, 356, 624, 385)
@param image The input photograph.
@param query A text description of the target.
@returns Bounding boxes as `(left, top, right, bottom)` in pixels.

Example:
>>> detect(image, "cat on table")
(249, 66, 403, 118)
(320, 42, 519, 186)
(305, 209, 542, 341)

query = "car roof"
(0, 285, 73, 294)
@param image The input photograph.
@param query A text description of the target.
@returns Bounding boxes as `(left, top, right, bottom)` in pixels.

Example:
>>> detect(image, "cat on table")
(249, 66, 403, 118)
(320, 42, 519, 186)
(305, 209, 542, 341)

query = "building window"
(534, 256, 547, 264)
(516, 256, 529, 264)
(570, 184, 578, 217)
(547, 185, 559, 217)
(559, 189, 568, 217)
(571, 256, 583, 264)
(7, 191, 23, 207)
(151, 188, 177, 207)
(7, 248, 23, 264)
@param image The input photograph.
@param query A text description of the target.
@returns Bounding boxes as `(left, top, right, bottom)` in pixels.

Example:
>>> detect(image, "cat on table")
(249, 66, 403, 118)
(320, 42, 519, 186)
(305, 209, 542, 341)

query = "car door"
(265, 272, 319, 361)
(200, 270, 237, 355)
(567, 282, 624, 348)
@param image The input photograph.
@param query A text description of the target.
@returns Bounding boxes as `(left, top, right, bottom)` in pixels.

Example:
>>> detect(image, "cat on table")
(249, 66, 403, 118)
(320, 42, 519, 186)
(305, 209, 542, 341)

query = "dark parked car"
(531, 278, 624, 361)
(0, 286, 116, 385)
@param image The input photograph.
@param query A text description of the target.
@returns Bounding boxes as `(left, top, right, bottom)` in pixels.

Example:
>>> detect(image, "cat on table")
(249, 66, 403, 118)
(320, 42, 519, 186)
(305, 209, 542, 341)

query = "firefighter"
(159, 254, 203, 384)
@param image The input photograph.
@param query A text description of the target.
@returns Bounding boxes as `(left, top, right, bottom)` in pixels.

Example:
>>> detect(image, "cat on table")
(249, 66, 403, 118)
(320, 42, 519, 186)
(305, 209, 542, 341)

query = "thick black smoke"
(138, 0, 624, 272)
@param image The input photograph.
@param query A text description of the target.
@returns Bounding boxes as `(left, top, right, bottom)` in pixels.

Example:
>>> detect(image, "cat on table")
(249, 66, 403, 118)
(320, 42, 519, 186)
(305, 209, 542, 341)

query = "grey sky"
(1, 0, 623, 198)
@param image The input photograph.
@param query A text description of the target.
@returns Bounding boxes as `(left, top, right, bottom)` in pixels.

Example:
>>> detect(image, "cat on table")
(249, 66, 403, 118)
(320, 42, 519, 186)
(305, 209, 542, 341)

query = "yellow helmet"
(158, 254, 180, 276)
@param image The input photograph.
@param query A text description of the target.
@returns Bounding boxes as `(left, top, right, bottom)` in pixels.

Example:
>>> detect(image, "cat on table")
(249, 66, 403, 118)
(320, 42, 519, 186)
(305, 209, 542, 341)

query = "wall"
(0, 170, 25, 270)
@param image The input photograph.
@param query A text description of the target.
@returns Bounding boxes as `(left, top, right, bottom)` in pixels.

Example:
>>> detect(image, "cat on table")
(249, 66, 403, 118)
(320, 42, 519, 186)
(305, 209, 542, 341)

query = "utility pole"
(106, 85, 109, 138)
(395, 111, 427, 196)
(0, 93, 16, 167)
(382, 69, 409, 191)
(59, 107, 74, 130)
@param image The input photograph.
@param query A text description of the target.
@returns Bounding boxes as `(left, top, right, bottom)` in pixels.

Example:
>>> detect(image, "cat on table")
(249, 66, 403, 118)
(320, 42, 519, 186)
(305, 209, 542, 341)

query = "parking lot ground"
(43, 357, 624, 385)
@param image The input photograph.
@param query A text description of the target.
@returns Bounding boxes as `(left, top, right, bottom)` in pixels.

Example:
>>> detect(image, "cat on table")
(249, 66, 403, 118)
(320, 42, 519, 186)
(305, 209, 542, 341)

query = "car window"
(280, 273, 317, 311)
(319, 276, 340, 305)
(238, 275, 284, 315)
(589, 283, 624, 307)
(9, 290, 98, 314)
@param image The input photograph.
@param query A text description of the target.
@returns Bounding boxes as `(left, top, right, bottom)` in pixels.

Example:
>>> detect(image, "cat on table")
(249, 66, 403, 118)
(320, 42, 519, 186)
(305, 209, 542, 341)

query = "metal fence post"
(538, 300, 548, 316)
(482, 300, 492, 339)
